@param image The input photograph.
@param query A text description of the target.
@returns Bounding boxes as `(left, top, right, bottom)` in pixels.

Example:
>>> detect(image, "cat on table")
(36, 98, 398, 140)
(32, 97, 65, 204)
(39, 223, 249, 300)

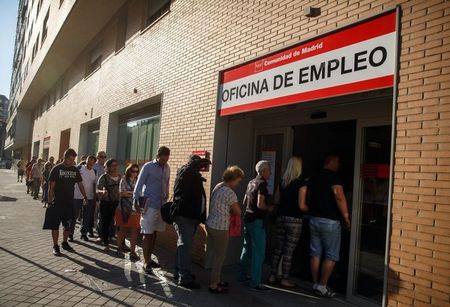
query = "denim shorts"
(309, 216, 341, 262)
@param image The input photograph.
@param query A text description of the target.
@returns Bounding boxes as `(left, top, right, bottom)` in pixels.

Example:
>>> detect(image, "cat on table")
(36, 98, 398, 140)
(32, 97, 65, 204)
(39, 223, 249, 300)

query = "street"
(0, 169, 351, 307)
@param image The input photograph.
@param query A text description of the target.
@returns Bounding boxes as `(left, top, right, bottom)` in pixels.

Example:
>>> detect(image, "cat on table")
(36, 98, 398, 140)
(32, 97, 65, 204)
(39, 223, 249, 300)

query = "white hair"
(255, 160, 270, 174)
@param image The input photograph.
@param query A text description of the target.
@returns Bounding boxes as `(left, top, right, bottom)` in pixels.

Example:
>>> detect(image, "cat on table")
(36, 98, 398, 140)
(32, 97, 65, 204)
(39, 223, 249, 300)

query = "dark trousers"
(99, 201, 118, 246)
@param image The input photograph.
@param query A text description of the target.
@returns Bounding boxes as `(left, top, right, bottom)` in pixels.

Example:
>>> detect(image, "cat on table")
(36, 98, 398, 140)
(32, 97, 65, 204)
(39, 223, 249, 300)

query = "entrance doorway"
(348, 121, 391, 305)
(289, 119, 391, 305)
(290, 120, 356, 294)
(59, 129, 71, 159)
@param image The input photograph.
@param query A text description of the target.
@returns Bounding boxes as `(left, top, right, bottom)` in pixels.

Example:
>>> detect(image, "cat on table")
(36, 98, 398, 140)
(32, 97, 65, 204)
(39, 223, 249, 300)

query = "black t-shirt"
(244, 176, 269, 222)
(278, 176, 308, 219)
(48, 163, 82, 203)
(307, 169, 342, 220)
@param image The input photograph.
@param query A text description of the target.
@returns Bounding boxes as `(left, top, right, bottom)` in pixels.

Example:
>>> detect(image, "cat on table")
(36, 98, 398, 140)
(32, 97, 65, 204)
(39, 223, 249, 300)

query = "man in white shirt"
(69, 156, 98, 241)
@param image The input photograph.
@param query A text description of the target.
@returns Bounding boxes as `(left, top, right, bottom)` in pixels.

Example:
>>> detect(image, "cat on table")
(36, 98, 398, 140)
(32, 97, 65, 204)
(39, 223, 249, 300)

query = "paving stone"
(0, 170, 348, 307)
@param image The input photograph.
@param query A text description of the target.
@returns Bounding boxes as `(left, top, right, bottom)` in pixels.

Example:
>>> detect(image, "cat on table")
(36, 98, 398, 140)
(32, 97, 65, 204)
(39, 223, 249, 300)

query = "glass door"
(348, 120, 392, 306)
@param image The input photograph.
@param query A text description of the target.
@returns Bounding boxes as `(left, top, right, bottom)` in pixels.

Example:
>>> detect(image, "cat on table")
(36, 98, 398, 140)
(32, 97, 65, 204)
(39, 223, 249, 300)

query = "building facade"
(6, 0, 450, 306)
(0, 95, 9, 158)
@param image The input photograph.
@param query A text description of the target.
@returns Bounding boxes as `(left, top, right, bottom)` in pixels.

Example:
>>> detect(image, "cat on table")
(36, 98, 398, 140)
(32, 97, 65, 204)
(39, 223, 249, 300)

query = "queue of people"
(20, 145, 350, 298)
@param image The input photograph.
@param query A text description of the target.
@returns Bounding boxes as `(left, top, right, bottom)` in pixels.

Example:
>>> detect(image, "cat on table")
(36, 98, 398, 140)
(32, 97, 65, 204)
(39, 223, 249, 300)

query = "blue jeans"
(240, 219, 266, 288)
(309, 216, 341, 262)
(173, 216, 199, 284)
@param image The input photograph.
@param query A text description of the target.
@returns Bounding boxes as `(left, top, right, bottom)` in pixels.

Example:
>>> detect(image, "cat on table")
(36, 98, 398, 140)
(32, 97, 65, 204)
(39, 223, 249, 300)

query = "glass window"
(115, 14, 128, 51)
(117, 116, 160, 172)
(42, 9, 49, 43)
(86, 123, 100, 156)
(145, 0, 170, 28)
(86, 43, 102, 76)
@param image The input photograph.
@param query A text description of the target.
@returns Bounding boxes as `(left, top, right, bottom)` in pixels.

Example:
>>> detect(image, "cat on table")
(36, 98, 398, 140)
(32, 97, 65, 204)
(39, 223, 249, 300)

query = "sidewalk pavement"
(0, 169, 353, 307)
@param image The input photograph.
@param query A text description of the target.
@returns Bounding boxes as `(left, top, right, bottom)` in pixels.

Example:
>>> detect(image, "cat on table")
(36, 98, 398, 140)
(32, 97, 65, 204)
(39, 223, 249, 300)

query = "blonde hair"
(223, 165, 245, 182)
(281, 157, 302, 188)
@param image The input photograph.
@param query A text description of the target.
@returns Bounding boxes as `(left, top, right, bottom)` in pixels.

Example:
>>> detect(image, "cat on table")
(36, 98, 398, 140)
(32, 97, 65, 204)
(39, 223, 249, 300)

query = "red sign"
(218, 11, 397, 116)
(361, 164, 390, 179)
(192, 150, 210, 172)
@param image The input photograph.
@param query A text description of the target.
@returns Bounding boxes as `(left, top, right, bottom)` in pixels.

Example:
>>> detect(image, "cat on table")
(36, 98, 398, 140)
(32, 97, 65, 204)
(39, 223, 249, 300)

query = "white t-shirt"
(74, 165, 97, 200)
(206, 182, 238, 231)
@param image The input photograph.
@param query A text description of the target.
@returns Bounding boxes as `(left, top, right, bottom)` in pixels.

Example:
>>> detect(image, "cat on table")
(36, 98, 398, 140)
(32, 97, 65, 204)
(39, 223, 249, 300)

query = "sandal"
(218, 281, 229, 287)
(209, 286, 228, 294)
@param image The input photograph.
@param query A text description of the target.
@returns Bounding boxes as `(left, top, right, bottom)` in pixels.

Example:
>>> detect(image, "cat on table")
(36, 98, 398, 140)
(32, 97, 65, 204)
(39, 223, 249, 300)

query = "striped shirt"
(206, 182, 238, 231)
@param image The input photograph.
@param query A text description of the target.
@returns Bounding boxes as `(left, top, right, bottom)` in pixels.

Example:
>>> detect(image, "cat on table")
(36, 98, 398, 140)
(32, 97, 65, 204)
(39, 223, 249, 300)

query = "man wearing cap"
(172, 155, 211, 289)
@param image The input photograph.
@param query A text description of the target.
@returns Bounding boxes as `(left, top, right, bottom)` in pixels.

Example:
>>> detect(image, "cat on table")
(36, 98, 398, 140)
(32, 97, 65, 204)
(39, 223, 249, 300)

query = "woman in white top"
(206, 166, 244, 293)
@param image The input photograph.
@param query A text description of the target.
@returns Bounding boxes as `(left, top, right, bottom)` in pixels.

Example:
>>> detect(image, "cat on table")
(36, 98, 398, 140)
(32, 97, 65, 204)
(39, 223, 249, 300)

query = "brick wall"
(389, 0, 450, 306)
(27, 0, 450, 305)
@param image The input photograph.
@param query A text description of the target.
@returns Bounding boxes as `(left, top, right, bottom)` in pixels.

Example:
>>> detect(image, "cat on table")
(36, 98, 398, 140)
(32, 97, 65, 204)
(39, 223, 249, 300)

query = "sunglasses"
(98, 156, 107, 158)
(130, 170, 139, 173)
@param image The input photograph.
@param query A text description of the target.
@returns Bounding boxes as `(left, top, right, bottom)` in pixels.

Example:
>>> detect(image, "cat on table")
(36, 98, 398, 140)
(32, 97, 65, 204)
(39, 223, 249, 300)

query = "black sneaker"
(144, 266, 154, 275)
(88, 230, 95, 238)
(53, 245, 61, 256)
(179, 281, 201, 289)
(80, 234, 89, 241)
(250, 285, 271, 293)
(61, 241, 74, 252)
(149, 259, 161, 268)
(68, 235, 74, 242)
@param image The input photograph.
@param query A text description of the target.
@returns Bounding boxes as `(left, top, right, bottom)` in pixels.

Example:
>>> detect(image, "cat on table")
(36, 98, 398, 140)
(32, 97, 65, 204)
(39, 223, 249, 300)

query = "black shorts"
(43, 202, 74, 230)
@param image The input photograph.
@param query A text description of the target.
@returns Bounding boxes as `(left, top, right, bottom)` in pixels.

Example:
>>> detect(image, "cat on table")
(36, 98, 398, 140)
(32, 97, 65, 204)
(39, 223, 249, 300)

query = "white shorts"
(140, 207, 166, 234)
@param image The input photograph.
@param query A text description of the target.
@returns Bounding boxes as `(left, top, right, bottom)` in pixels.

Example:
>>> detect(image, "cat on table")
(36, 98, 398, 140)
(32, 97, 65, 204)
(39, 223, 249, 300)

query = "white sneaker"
(315, 285, 336, 297)
(312, 283, 319, 290)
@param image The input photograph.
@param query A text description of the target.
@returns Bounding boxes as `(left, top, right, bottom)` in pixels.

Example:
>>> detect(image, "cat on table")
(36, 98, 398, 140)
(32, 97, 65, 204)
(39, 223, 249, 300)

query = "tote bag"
(229, 214, 242, 237)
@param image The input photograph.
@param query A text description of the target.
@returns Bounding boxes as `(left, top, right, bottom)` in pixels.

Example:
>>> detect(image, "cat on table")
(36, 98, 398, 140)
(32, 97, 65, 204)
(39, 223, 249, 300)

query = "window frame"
(41, 8, 49, 44)
(85, 42, 103, 78)
(142, 0, 171, 31)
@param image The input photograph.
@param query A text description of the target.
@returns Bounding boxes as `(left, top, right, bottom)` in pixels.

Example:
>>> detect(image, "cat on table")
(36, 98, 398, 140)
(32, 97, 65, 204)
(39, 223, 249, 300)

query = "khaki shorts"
(140, 207, 166, 234)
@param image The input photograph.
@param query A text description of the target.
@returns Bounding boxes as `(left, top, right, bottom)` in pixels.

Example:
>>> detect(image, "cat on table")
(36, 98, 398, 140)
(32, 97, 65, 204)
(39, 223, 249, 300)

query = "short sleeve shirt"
(74, 165, 97, 200)
(98, 174, 121, 202)
(206, 182, 238, 230)
(307, 169, 343, 220)
(48, 163, 82, 203)
(278, 176, 308, 219)
(244, 176, 269, 222)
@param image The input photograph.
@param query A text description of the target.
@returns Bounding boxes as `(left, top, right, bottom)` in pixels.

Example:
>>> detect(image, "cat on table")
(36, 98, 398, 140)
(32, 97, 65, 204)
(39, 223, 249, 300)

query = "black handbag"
(161, 201, 174, 225)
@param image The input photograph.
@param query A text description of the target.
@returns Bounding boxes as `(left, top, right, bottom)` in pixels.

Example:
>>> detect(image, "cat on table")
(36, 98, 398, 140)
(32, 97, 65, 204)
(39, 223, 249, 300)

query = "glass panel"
(151, 119, 160, 158)
(354, 125, 391, 303)
(86, 130, 99, 156)
(137, 119, 149, 165)
(116, 116, 160, 172)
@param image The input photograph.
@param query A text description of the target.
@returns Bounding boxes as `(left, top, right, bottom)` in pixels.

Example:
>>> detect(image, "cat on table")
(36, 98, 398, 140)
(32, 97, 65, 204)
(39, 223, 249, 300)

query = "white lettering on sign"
(217, 11, 397, 116)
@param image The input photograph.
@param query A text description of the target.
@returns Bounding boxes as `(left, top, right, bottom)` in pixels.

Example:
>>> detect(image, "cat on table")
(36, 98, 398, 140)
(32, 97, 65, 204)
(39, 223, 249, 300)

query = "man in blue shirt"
(134, 146, 171, 274)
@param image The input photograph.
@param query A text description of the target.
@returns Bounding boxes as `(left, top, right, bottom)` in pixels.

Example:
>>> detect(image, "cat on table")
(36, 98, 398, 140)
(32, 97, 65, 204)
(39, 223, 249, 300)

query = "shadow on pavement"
(0, 246, 133, 307)
(0, 195, 18, 202)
